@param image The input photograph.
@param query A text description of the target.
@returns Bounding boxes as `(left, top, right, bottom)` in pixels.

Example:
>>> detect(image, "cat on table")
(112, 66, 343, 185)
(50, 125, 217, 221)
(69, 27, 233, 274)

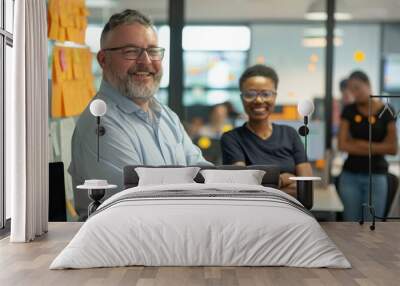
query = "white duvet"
(50, 183, 351, 269)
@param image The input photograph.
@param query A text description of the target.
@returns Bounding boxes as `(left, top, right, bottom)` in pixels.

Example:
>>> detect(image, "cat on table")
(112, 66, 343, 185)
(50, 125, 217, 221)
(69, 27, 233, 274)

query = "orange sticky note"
(58, 27, 66, 42)
(51, 83, 63, 117)
(62, 81, 75, 116)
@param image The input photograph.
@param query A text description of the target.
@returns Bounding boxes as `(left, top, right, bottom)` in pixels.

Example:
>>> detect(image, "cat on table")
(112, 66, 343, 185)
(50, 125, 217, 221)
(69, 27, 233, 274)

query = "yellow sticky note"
(58, 27, 66, 42)
(51, 83, 63, 118)
(48, 20, 59, 40)
(62, 81, 75, 116)
(65, 48, 74, 81)
(59, 0, 69, 27)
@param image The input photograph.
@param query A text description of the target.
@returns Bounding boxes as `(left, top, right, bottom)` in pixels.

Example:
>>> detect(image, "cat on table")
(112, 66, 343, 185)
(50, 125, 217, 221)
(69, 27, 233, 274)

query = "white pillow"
(200, 169, 266, 185)
(135, 167, 201, 186)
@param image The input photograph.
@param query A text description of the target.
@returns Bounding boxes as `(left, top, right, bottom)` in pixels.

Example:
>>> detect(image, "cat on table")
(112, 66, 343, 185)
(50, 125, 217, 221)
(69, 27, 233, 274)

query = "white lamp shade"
(298, 99, 315, 117)
(90, 99, 107, 117)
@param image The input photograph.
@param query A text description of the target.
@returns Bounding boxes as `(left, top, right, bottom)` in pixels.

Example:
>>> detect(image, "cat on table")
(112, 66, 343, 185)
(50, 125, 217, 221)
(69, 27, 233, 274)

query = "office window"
(184, 51, 246, 89)
(250, 23, 325, 104)
(182, 26, 250, 165)
(334, 24, 380, 97)
(5, 43, 11, 220)
(184, 89, 242, 111)
(383, 53, 400, 93)
(157, 25, 170, 89)
(183, 26, 250, 51)
(183, 26, 250, 108)
(5, 0, 13, 33)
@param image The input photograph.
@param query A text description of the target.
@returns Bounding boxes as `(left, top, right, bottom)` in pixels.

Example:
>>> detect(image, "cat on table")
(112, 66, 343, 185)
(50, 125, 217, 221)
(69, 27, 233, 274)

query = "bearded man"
(69, 10, 211, 219)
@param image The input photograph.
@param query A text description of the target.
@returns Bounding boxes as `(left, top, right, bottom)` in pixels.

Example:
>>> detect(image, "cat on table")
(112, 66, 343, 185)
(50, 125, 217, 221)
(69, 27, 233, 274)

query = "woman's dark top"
(220, 123, 307, 174)
(341, 103, 396, 174)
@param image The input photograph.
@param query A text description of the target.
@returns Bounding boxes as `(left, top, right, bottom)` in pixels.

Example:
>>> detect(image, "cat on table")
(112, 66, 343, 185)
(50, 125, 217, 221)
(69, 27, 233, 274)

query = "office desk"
(312, 184, 344, 212)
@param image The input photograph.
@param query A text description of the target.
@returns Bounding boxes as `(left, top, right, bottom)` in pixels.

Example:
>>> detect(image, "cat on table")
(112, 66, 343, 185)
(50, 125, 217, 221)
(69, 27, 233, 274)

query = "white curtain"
(7, 0, 49, 242)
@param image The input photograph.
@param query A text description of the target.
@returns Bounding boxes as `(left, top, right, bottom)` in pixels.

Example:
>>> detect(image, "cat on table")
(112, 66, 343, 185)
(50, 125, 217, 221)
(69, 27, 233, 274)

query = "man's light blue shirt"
(69, 80, 212, 217)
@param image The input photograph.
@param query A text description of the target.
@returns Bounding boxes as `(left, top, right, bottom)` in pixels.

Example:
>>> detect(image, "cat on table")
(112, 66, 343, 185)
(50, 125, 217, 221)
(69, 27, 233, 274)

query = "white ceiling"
(86, 0, 400, 24)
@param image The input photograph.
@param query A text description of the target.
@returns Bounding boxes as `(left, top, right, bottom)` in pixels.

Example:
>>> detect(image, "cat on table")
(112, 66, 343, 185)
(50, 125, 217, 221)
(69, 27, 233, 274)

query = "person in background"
(69, 9, 211, 219)
(187, 116, 205, 139)
(338, 70, 397, 221)
(199, 103, 232, 139)
(333, 78, 354, 136)
(220, 64, 313, 196)
(340, 78, 354, 107)
(223, 101, 243, 127)
(194, 103, 233, 165)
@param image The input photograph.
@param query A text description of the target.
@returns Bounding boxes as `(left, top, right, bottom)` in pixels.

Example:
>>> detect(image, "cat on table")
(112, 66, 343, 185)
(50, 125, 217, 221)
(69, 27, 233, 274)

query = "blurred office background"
(3, 0, 400, 223)
(80, 0, 400, 167)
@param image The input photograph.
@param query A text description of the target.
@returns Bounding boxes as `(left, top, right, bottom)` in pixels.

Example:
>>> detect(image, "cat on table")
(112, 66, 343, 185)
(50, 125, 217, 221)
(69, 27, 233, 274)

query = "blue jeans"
(338, 171, 388, 221)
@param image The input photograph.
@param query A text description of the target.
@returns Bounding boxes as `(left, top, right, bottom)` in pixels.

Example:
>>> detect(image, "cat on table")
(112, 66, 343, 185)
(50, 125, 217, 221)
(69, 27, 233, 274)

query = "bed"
(50, 165, 350, 269)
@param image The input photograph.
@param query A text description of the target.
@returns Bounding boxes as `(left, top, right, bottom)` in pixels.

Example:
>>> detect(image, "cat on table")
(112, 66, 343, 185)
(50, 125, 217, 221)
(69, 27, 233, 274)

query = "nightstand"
(289, 177, 321, 210)
(77, 180, 117, 217)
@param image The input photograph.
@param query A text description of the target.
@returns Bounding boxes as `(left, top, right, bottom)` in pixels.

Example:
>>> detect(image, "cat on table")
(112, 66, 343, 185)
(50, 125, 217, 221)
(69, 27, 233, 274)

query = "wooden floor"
(1, 222, 400, 286)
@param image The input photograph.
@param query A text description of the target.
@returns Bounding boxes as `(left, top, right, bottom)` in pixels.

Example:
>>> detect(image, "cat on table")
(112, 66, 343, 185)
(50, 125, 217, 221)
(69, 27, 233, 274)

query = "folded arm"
(338, 119, 397, 156)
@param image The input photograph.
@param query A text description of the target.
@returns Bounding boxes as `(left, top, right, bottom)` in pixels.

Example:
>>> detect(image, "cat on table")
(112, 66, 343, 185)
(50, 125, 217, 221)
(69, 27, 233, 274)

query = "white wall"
(334, 24, 380, 96)
(250, 23, 325, 105)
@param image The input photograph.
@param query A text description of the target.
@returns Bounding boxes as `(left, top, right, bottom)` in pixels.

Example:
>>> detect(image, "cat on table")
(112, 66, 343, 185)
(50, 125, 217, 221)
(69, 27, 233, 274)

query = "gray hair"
(100, 9, 154, 49)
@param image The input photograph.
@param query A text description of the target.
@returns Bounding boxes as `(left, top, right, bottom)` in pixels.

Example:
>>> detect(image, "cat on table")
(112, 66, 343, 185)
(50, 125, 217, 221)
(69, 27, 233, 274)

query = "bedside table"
(77, 180, 117, 217)
(289, 177, 321, 210)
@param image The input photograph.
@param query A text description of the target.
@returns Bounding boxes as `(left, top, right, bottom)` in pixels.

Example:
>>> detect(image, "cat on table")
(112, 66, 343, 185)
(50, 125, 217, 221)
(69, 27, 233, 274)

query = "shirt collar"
(99, 79, 162, 119)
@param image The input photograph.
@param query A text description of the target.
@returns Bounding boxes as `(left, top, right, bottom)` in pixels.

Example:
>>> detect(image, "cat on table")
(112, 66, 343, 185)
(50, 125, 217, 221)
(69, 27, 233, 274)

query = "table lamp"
(89, 99, 107, 162)
(297, 99, 315, 160)
(77, 99, 111, 218)
(289, 99, 320, 210)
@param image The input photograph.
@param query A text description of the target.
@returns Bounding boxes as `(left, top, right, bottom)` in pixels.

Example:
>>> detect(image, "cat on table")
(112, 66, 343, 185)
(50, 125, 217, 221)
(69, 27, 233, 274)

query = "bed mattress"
(50, 183, 351, 269)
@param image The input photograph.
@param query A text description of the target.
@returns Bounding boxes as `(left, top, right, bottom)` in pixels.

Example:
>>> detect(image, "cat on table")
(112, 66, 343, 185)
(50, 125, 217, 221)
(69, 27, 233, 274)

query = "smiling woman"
(221, 64, 313, 197)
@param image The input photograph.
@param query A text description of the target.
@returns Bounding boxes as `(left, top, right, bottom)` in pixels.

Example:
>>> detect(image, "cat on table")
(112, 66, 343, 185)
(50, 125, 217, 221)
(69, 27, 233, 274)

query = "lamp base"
(289, 177, 321, 210)
(87, 189, 106, 216)
(296, 180, 314, 210)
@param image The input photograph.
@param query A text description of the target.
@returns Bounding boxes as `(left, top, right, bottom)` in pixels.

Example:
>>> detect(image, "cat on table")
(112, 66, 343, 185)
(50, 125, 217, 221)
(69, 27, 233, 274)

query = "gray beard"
(107, 68, 162, 101)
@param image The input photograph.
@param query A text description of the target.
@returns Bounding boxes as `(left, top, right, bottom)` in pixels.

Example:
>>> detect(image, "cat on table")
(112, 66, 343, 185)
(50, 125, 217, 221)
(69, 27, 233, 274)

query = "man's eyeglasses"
(103, 45, 165, 61)
(241, 90, 277, 102)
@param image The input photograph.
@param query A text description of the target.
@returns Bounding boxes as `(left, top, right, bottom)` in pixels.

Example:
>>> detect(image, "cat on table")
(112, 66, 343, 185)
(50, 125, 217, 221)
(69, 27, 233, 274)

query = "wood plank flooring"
(0, 222, 399, 286)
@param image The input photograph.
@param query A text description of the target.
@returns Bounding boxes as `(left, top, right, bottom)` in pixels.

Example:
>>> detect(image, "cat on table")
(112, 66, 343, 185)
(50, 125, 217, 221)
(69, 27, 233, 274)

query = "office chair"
(49, 162, 67, 221)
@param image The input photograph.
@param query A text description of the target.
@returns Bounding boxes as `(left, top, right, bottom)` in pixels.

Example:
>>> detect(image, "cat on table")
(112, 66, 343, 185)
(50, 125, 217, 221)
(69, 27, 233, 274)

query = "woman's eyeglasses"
(241, 90, 277, 102)
(103, 45, 165, 61)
